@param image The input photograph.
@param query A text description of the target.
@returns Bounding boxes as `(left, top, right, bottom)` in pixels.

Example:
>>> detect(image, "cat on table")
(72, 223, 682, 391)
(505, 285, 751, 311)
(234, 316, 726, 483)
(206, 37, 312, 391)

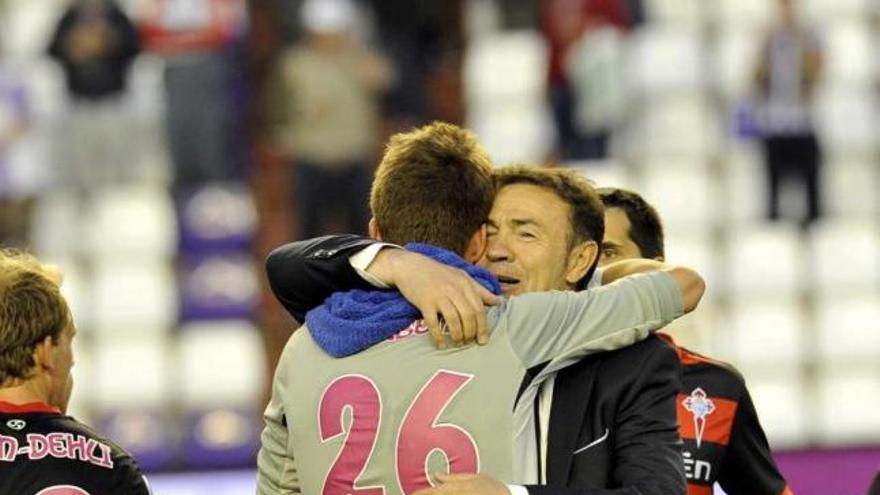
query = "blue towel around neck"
(305, 243, 501, 358)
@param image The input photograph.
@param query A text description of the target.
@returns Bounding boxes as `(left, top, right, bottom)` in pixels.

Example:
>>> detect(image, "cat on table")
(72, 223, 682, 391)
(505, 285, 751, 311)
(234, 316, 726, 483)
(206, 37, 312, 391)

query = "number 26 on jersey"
(319, 370, 479, 495)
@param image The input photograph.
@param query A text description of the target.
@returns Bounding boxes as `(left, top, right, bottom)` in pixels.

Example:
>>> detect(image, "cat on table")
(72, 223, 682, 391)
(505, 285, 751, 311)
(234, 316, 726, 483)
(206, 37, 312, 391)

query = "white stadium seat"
(177, 321, 267, 409)
(645, 0, 703, 26)
(465, 31, 554, 164)
(815, 296, 880, 363)
(631, 96, 720, 158)
(713, 0, 774, 29)
(92, 260, 178, 334)
(715, 28, 763, 100)
(641, 164, 719, 232)
(815, 87, 879, 155)
(823, 21, 873, 87)
(728, 224, 804, 298)
(728, 300, 806, 368)
(628, 27, 704, 95)
(722, 148, 767, 226)
(94, 336, 171, 409)
(823, 159, 880, 221)
(809, 219, 880, 294)
(86, 185, 178, 259)
(816, 365, 880, 444)
(745, 373, 808, 447)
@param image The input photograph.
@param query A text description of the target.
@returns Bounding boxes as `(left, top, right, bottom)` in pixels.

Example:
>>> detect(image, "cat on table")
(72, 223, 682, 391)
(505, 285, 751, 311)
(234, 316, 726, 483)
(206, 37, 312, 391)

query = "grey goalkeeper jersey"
(257, 271, 683, 495)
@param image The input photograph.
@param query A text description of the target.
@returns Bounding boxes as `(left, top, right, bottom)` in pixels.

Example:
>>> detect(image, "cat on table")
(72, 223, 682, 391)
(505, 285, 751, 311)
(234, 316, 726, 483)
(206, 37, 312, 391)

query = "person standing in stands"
(270, 0, 391, 239)
(753, 0, 824, 227)
(48, 0, 140, 193)
(0, 249, 151, 494)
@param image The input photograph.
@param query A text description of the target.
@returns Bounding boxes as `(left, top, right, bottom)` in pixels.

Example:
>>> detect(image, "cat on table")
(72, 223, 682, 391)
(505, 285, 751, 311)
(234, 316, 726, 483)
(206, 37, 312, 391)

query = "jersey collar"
(0, 401, 61, 414)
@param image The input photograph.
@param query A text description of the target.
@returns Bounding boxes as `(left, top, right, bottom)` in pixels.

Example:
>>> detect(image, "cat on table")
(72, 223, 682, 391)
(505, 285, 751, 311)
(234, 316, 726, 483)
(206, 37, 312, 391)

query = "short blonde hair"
(0, 249, 69, 384)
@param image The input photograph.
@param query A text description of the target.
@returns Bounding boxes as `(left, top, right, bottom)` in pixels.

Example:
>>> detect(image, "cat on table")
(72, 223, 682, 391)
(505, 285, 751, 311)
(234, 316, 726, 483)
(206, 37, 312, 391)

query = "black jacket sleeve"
(526, 339, 686, 495)
(716, 387, 789, 495)
(603, 338, 685, 495)
(265, 234, 387, 322)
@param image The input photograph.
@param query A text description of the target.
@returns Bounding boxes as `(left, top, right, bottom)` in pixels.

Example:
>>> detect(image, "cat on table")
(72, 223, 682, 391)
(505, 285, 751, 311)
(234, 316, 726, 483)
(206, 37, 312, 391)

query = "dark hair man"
(0, 249, 151, 494)
(261, 156, 698, 495)
(598, 187, 793, 495)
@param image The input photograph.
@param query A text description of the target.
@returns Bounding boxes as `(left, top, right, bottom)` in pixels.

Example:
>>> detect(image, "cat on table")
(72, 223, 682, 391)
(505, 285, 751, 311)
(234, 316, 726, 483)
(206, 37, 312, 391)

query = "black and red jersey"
(658, 334, 793, 495)
(0, 401, 151, 495)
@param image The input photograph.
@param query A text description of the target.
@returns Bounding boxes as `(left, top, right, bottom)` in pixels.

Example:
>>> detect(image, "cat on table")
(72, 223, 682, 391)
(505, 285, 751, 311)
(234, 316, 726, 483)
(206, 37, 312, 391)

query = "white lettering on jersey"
(682, 451, 712, 482)
(0, 434, 18, 462)
(26, 433, 114, 469)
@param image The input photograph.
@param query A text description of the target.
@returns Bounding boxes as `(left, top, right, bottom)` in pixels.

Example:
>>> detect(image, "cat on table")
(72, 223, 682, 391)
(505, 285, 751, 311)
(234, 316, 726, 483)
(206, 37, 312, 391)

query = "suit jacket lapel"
(546, 362, 597, 484)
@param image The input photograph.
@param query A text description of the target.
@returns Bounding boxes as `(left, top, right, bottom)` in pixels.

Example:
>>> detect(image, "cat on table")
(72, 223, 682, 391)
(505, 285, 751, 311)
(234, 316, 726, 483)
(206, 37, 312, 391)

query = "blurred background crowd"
(0, 0, 877, 493)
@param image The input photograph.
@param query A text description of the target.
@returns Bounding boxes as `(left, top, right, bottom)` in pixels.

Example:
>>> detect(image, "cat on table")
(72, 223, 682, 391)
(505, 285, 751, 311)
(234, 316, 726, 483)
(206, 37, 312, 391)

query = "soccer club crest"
(682, 388, 716, 448)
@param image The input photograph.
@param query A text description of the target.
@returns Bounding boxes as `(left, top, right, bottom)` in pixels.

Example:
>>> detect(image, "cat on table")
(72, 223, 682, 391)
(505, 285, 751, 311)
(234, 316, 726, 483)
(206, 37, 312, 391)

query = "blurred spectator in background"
(0, 44, 35, 247)
(139, 0, 247, 191)
(564, 9, 626, 160)
(367, 0, 463, 129)
(753, 0, 823, 227)
(47, 0, 140, 194)
(541, 0, 629, 162)
(270, 0, 390, 239)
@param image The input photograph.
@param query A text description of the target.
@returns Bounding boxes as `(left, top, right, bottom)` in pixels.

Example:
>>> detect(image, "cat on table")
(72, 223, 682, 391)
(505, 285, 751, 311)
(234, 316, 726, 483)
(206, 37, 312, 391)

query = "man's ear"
(32, 336, 55, 372)
(368, 217, 382, 241)
(463, 224, 488, 263)
(565, 240, 598, 286)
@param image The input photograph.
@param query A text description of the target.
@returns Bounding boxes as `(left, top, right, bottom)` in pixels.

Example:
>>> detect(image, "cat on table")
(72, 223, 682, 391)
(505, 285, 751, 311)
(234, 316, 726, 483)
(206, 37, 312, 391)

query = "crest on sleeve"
(682, 387, 716, 448)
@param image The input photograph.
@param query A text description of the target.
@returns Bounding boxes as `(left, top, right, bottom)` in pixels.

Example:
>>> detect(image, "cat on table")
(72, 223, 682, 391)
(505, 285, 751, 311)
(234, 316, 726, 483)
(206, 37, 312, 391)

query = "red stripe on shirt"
(0, 401, 60, 414)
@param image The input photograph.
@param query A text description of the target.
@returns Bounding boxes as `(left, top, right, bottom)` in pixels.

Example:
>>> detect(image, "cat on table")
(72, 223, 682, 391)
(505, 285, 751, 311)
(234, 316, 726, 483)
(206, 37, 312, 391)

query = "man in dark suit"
(265, 166, 686, 495)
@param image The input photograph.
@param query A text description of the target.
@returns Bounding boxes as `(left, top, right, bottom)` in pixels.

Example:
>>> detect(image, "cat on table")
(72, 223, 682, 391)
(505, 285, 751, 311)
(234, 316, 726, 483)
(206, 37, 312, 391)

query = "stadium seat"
(632, 96, 720, 158)
(469, 103, 555, 165)
(641, 164, 719, 232)
(713, 0, 773, 28)
(744, 372, 808, 447)
(816, 365, 880, 444)
(721, 147, 767, 226)
(728, 299, 806, 367)
(628, 27, 703, 96)
(94, 335, 172, 409)
(177, 320, 266, 408)
(86, 185, 177, 258)
(823, 21, 873, 87)
(823, 159, 880, 220)
(803, 0, 870, 21)
(30, 193, 84, 258)
(715, 27, 763, 100)
(815, 296, 880, 363)
(464, 31, 546, 103)
(177, 182, 257, 252)
(644, 0, 702, 26)
(727, 224, 804, 298)
(465, 31, 553, 164)
(664, 233, 722, 295)
(177, 321, 265, 468)
(809, 219, 880, 295)
(92, 260, 178, 334)
(567, 160, 636, 191)
(815, 87, 879, 155)
(179, 253, 259, 322)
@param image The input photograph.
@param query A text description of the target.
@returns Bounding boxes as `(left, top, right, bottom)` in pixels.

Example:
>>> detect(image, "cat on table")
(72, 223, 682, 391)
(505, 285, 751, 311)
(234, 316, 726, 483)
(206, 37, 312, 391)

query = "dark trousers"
(549, 80, 610, 161)
(762, 134, 822, 225)
(293, 160, 371, 240)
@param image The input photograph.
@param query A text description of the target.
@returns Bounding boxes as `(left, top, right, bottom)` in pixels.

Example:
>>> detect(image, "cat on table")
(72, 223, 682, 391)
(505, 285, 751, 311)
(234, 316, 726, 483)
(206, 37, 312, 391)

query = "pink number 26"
(318, 370, 479, 495)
